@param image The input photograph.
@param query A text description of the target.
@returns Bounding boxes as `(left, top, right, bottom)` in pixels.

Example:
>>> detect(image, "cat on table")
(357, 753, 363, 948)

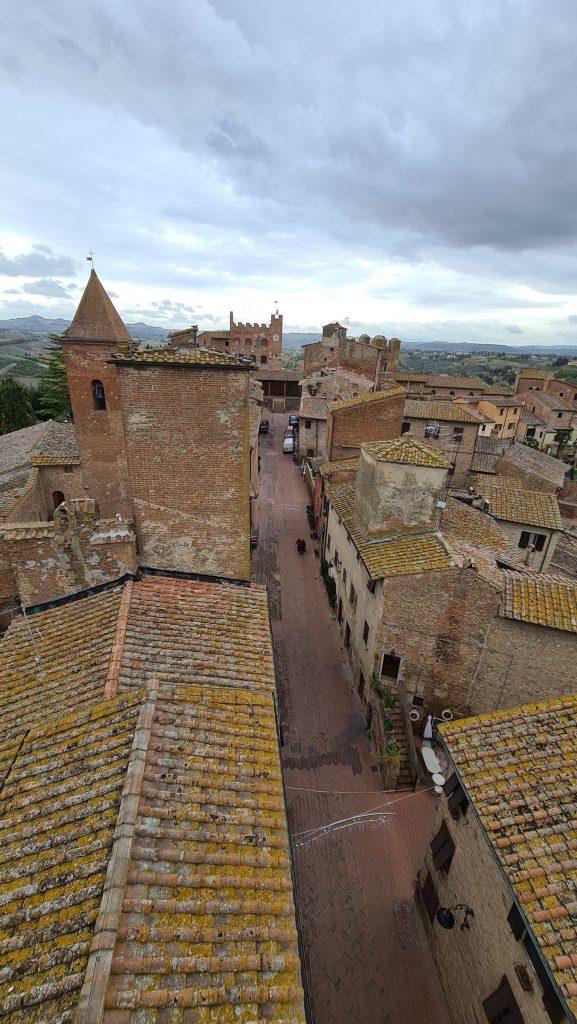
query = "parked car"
(288, 414, 298, 427)
(259, 419, 269, 435)
(282, 436, 295, 454)
(284, 425, 294, 437)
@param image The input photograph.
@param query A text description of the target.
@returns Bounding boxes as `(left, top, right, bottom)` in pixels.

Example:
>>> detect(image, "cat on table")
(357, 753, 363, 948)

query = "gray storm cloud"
(0, 0, 576, 341)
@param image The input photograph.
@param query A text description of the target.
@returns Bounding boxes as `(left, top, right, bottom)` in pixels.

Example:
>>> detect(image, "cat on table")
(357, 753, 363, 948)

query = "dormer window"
(92, 380, 106, 411)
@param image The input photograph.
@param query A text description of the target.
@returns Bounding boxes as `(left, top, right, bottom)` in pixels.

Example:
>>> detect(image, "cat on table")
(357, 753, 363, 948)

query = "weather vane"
(86, 251, 94, 265)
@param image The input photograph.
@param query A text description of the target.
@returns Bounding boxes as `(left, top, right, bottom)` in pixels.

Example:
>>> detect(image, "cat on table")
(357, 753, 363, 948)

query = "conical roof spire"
(64, 270, 132, 344)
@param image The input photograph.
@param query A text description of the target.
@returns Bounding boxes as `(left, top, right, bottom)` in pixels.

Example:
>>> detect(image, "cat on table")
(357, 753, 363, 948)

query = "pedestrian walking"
(300, 538, 307, 555)
(296, 538, 303, 555)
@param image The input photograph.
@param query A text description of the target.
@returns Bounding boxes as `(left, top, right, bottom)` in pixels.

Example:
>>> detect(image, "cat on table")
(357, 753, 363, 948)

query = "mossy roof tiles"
(440, 695, 577, 1020)
(441, 498, 509, 554)
(328, 386, 405, 413)
(362, 437, 451, 469)
(394, 372, 489, 390)
(518, 369, 554, 379)
(500, 571, 577, 633)
(404, 399, 486, 424)
(0, 576, 305, 1023)
(484, 486, 562, 530)
(328, 481, 453, 579)
(111, 347, 252, 368)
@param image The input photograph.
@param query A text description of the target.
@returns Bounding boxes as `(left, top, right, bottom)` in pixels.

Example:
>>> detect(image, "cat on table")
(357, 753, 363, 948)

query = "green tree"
(0, 377, 36, 434)
(554, 429, 573, 447)
(37, 337, 71, 421)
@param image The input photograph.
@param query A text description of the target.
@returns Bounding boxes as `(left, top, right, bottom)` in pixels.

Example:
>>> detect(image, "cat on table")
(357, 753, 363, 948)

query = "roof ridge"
(75, 679, 159, 1024)
(103, 580, 134, 699)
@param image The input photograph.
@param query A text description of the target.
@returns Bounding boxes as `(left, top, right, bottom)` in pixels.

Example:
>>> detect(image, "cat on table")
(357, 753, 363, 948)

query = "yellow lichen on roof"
(501, 571, 577, 632)
(484, 486, 562, 530)
(103, 682, 306, 1023)
(441, 497, 509, 553)
(0, 691, 142, 1023)
(327, 481, 453, 579)
(112, 348, 252, 368)
(404, 399, 487, 424)
(517, 369, 554, 379)
(440, 695, 577, 1019)
(0, 588, 122, 742)
(328, 386, 405, 413)
(318, 456, 360, 478)
(362, 437, 451, 469)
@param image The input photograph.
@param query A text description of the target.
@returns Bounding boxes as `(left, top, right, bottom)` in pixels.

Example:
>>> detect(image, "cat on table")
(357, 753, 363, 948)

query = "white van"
(282, 436, 294, 454)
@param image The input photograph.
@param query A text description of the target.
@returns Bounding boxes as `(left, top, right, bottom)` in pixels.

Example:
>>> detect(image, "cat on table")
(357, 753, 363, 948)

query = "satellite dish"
(441, 709, 453, 721)
(436, 907, 456, 930)
(409, 709, 420, 722)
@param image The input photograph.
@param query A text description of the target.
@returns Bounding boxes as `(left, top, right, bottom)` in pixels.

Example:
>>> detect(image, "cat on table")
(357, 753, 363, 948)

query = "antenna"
(274, 299, 279, 315)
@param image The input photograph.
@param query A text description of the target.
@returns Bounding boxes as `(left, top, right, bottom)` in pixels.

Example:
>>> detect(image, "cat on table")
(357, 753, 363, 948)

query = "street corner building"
(417, 695, 577, 1024)
(0, 575, 307, 1023)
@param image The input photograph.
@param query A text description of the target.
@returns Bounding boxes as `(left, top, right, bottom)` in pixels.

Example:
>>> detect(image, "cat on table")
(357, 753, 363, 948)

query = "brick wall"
(326, 392, 405, 460)
(401, 418, 479, 488)
(229, 312, 282, 368)
(495, 453, 559, 494)
(61, 340, 133, 517)
(117, 364, 251, 581)
(1, 505, 137, 606)
(418, 793, 564, 1024)
(37, 464, 86, 515)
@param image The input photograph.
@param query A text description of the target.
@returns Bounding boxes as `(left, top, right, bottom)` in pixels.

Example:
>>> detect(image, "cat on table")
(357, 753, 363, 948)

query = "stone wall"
(303, 335, 400, 380)
(38, 464, 86, 516)
(418, 792, 568, 1024)
(117, 364, 251, 581)
(401, 417, 479, 488)
(494, 519, 559, 571)
(1, 501, 137, 606)
(325, 392, 405, 461)
(298, 417, 327, 458)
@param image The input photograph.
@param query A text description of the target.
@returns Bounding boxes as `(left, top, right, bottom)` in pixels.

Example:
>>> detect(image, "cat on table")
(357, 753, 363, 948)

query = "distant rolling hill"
(0, 316, 170, 343)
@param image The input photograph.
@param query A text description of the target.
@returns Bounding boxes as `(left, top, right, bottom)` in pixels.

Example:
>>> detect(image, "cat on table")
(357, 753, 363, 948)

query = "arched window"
(92, 379, 106, 411)
(53, 490, 65, 511)
(260, 355, 268, 364)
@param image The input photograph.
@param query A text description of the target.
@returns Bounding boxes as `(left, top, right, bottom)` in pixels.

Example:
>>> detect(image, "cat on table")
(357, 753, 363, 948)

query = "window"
(64, 465, 74, 474)
(401, 420, 410, 435)
(337, 598, 343, 624)
(482, 976, 524, 1023)
(518, 531, 546, 552)
(507, 903, 526, 941)
(452, 427, 464, 442)
(349, 582, 356, 607)
(430, 820, 455, 873)
(225, 339, 229, 346)
(307, 448, 314, 457)
(363, 620, 369, 645)
(421, 871, 439, 923)
(260, 355, 268, 364)
(449, 390, 455, 396)
(381, 653, 400, 679)
(305, 419, 312, 429)
(444, 773, 468, 818)
(358, 671, 365, 699)
(526, 427, 535, 438)
(343, 567, 347, 586)
(327, 534, 331, 553)
(425, 423, 440, 439)
(412, 694, 424, 707)
(52, 490, 65, 511)
(92, 379, 106, 411)
(344, 623, 351, 649)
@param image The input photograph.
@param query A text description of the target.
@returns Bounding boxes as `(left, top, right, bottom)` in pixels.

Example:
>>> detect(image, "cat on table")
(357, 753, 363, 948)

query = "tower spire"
(65, 270, 131, 345)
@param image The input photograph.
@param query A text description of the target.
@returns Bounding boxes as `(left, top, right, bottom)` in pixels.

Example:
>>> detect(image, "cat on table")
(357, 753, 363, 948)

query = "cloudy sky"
(1, 0, 577, 344)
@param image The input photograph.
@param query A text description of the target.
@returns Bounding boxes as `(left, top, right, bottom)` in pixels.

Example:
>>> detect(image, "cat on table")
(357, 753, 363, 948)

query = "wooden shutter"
(507, 903, 525, 940)
(430, 821, 455, 872)
(421, 871, 439, 923)
(482, 976, 524, 1023)
(444, 773, 468, 818)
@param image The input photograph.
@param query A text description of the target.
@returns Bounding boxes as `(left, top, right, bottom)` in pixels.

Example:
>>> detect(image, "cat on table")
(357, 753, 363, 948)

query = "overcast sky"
(1, 0, 577, 344)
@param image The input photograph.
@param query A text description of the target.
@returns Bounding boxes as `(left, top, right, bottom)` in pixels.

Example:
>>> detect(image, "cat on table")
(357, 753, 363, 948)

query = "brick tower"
(60, 270, 133, 517)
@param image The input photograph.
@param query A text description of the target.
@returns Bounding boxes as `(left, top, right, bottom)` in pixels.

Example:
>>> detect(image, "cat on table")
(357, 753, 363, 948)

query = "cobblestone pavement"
(253, 414, 451, 1024)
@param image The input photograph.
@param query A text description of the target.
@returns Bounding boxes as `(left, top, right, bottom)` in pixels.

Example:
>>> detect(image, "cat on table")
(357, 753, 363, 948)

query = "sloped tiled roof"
(469, 435, 509, 473)
(28, 421, 79, 464)
(395, 372, 489, 390)
(64, 270, 132, 344)
(441, 497, 509, 554)
(470, 473, 526, 493)
(327, 481, 453, 579)
(404, 399, 487, 424)
(318, 456, 360, 478)
(440, 695, 577, 1020)
(498, 442, 567, 489)
(0, 576, 305, 1023)
(112, 347, 252, 368)
(484, 486, 562, 530)
(362, 437, 451, 469)
(517, 368, 554, 379)
(0, 466, 36, 519)
(520, 409, 545, 426)
(328, 386, 405, 413)
(528, 390, 575, 412)
(299, 395, 329, 420)
(500, 571, 577, 632)
(0, 422, 48, 475)
(255, 367, 301, 381)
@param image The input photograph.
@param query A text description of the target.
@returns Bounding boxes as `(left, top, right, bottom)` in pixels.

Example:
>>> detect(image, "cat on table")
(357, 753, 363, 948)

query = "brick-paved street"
(253, 413, 451, 1024)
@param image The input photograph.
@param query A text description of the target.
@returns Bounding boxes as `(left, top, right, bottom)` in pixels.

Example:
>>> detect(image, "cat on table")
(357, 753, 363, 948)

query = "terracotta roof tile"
(483, 486, 562, 530)
(328, 481, 453, 579)
(497, 442, 567, 489)
(328, 386, 405, 413)
(500, 571, 577, 632)
(111, 347, 252, 368)
(362, 437, 451, 469)
(518, 369, 554, 379)
(28, 421, 79, 465)
(404, 399, 487, 424)
(394, 372, 489, 390)
(64, 270, 132, 344)
(441, 498, 509, 554)
(318, 456, 360, 478)
(299, 395, 329, 420)
(440, 695, 577, 1019)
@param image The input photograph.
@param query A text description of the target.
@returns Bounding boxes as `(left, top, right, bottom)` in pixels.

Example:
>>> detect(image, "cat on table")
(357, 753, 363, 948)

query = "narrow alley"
(253, 413, 451, 1024)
